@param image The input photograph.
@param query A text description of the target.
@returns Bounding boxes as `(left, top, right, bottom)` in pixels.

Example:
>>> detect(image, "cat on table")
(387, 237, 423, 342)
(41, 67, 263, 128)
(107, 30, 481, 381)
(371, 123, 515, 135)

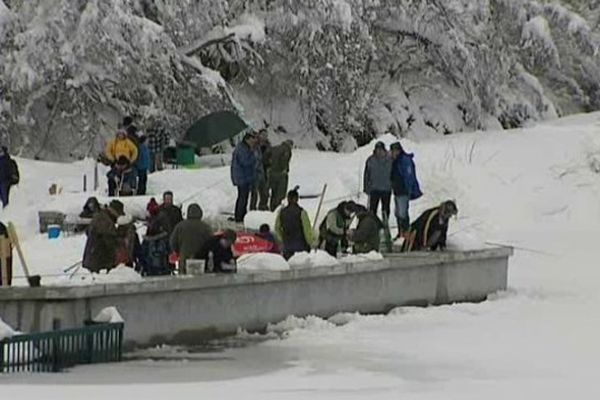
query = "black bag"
(8, 159, 19, 185)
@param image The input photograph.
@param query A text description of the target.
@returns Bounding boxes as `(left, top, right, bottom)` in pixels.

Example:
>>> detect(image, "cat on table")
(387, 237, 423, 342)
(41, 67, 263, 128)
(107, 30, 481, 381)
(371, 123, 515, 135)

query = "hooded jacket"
(353, 211, 384, 253)
(391, 153, 423, 200)
(231, 141, 257, 187)
(363, 152, 392, 193)
(105, 137, 138, 164)
(170, 204, 213, 271)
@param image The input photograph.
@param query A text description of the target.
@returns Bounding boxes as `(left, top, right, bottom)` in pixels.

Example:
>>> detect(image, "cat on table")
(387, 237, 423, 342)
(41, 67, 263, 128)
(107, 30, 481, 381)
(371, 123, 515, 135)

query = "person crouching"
(401, 200, 458, 252)
(200, 229, 237, 273)
(275, 189, 313, 260)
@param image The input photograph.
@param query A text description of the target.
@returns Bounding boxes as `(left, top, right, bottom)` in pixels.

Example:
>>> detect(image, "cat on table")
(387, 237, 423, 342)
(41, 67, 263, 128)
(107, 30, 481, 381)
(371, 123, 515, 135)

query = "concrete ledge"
(0, 247, 512, 347)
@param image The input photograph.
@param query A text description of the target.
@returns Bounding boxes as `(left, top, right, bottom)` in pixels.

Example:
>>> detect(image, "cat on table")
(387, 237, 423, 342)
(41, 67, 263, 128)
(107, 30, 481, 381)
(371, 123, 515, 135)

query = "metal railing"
(0, 322, 123, 373)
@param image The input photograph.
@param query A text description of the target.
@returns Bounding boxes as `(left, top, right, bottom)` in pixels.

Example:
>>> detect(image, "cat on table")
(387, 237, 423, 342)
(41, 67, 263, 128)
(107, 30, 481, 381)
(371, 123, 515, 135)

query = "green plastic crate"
(176, 145, 195, 166)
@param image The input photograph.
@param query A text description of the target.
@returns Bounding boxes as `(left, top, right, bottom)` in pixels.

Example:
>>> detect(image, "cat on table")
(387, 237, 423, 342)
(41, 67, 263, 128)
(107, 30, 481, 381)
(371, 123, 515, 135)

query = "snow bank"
(340, 251, 384, 264)
(237, 253, 289, 273)
(92, 307, 124, 324)
(52, 265, 143, 286)
(288, 250, 340, 269)
(244, 210, 277, 231)
(267, 315, 335, 335)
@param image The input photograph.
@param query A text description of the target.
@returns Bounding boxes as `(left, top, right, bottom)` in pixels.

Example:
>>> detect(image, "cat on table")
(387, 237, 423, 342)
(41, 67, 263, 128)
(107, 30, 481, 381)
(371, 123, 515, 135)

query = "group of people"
(101, 116, 170, 197)
(82, 191, 238, 275)
(0, 146, 19, 208)
(230, 129, 294, 222)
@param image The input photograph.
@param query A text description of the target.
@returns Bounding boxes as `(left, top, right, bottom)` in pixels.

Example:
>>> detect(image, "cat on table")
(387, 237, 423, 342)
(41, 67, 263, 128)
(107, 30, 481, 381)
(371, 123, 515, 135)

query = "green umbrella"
(183, 110, 249, 148)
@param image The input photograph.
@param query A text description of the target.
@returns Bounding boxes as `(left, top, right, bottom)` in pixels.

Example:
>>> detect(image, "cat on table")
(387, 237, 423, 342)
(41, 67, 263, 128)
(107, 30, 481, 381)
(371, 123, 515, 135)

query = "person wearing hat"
(105, 128, 138, 165)
(390, 141, 423, 239)
(267, 139, 293, 211)
(318, 201, 357, 256)
(401, 200, 458, 252)
(275, 189, 314, 260)
(363, 141, 393, 222)
(200, 229, 237, 273)
(82, 200, 125, 273)
(231, 131, 258, 222)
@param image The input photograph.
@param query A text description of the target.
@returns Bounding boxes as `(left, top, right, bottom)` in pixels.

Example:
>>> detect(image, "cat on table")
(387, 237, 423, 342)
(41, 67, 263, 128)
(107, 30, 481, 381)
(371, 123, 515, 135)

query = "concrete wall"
(0, 248, 511, 347)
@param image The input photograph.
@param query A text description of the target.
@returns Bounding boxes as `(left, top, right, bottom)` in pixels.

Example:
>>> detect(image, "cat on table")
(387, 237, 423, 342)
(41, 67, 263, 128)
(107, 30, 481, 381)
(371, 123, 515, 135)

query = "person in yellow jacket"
(105, 129, 138, 164)
(275, 189, 313, 260)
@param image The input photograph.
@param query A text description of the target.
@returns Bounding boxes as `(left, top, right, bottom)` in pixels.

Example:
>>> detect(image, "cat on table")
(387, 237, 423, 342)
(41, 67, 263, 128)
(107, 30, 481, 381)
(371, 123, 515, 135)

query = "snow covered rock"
(93, 307, 125, 324)
(237, 253, 289, 273)
(0, 317, 16, 340)
(288, 250, 340, 269)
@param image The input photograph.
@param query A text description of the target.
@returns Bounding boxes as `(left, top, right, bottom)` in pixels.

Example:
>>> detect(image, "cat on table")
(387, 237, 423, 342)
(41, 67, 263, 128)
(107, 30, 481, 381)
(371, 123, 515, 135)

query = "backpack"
(8, 159, 19, 185)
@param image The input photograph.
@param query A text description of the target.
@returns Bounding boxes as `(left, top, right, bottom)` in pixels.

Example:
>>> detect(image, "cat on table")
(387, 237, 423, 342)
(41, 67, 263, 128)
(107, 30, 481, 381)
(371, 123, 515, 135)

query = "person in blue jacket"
(231, 131, 258, 222)
(390, 141, 423, 239)
(136, 135, 151, 195)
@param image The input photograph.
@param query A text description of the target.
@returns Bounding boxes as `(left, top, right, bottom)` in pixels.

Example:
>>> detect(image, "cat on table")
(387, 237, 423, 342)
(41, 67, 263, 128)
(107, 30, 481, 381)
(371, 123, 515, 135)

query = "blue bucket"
(48, 224, 61, 239)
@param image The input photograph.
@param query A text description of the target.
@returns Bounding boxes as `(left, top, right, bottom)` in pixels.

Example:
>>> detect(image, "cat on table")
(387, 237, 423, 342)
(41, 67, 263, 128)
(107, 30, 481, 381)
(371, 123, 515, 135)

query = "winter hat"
(222, 229, 237, 243)
(186, 203, 203, 220)
(390, 142, 403, 152)
(109, 200, 125, 216)
(374, 141, 386, 150)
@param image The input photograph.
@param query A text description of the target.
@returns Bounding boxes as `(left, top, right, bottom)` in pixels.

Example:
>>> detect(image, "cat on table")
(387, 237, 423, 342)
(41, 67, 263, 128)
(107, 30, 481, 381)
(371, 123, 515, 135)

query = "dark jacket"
(275, 203, 313, 253)
(364, 153, 392, 193)
(391, 153, 423, 200)
(269, 142, 292, 177)
(200, 234, 235, 273)
(0, 155, 12, 184)
(170, 204, 213, 269)
(231, 141, 257, 187)
(401, 206, 450, 252)
(83, 208, 119, 272)
(137, 143, 151, 171)
(353, 211, 384, 254)
(149, 204, 183, 236)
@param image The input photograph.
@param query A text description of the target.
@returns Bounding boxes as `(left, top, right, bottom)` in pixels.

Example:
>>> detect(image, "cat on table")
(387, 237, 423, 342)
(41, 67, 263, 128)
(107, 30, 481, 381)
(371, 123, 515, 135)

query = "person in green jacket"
(170, 203, 213, 274)
(352, 208, 384, 254)
(275, 189, 314, 260)
(318, 201, 357, 257)
(268, 140, 293, 211)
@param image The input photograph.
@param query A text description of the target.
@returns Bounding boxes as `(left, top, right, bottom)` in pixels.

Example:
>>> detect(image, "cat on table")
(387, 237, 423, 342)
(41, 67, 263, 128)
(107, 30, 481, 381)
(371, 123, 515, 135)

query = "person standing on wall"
(390, 142, 423, 239)
(0, 147, 19, 208)
(363, 141, 392, 221)
(268, 140, 293, 211)
(231, 132, 258, 223)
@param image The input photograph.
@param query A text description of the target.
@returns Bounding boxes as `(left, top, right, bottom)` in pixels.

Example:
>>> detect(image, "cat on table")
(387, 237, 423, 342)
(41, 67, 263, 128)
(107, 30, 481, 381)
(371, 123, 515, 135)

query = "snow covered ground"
(2, 113, 600, 398)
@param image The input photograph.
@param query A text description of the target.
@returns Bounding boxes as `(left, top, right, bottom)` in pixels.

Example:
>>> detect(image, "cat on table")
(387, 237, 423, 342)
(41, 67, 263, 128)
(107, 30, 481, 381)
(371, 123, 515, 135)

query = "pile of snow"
(92, 307, 124, 324)
(288, 250, 340, 269)
(340, 251, 384, 264)
(267, 315, 336, 336)
(0, 317, 16, 340)
(243, 210, 277, 231)
(237, 253, 289, 273)
(52, 265, 143, 287)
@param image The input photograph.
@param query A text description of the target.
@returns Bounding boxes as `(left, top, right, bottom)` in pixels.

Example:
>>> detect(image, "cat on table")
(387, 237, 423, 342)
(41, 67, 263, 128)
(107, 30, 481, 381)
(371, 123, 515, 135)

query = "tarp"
(184, 110, 248, 148)
(233, 232, 274, 256)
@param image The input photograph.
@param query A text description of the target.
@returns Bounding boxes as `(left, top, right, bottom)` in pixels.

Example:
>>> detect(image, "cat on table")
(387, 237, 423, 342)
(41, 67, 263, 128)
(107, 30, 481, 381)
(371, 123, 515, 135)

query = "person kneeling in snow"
(275, 189, 313, 260)
(401, 200, 458, 252)
(318, 201, 357, 257)
(83, 200, 125, 273)
(169, 204, 213, 275)
(200, 229, 237, 273)
(351, 207, 384, 254)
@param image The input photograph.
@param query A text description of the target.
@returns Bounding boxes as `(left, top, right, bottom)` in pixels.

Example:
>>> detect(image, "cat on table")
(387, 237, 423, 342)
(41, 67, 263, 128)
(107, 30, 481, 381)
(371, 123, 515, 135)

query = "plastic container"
(48, 224, 61, 239)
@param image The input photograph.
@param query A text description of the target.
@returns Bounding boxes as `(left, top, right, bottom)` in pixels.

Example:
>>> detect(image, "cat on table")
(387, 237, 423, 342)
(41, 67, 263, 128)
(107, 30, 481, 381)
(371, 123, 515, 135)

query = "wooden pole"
(7, 222, 40, 286)
(94, 162, 99, 191)
(312, 183, 328, 232)
(0, 237, 10, 287)
(83, 174, 87, 192)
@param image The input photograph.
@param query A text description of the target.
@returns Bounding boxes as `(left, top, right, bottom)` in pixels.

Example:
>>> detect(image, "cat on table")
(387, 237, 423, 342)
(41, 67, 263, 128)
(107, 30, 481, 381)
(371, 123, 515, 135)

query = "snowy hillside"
(1, 0, 599, 158)
(2, 112, 600, 397)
